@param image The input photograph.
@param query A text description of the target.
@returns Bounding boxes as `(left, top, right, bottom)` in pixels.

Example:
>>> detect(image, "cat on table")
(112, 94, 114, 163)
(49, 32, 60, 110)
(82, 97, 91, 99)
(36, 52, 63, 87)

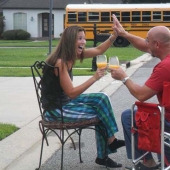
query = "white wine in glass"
(108, 56, 120, 84)
(96, 55, 107, 81)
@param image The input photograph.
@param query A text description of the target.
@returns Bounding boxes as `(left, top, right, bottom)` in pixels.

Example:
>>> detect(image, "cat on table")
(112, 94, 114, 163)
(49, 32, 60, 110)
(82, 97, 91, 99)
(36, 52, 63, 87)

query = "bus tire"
(113, 36, 130, 47)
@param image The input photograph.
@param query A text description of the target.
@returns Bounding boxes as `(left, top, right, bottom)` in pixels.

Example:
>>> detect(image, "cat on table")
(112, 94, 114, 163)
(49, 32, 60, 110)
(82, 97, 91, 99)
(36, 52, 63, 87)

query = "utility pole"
(91, 24, 97, 71)
(49, 0, 53, 54)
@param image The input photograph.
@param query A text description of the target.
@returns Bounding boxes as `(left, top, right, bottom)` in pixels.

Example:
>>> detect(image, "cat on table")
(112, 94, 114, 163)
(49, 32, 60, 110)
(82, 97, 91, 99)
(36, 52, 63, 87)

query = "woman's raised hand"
(112, 14, 126, 37)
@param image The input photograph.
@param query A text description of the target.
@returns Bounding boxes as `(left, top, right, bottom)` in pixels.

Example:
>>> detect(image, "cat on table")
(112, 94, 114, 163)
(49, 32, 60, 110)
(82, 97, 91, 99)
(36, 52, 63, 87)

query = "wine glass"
(96, 55, 107, 81)
(108, 56, 120, 84)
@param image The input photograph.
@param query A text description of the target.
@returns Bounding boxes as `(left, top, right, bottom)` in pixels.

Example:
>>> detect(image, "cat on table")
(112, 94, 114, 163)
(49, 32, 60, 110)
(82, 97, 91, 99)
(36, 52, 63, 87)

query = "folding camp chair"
(31, 61, 107, 170)
(131, 81, 170, 170)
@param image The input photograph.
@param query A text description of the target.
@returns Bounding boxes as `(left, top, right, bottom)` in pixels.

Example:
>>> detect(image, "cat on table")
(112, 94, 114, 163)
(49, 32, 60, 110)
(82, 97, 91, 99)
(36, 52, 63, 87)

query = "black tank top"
(41, 65, 72, 110)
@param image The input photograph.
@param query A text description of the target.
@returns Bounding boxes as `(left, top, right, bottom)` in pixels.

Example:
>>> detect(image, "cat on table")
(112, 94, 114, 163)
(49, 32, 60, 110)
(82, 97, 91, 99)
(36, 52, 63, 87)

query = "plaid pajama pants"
(45, 92, 118, 158)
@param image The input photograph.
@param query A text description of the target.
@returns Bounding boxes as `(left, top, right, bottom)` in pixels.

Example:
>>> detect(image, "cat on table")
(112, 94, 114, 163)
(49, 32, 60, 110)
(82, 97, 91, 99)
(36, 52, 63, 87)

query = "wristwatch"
(122, 77, 129, 84)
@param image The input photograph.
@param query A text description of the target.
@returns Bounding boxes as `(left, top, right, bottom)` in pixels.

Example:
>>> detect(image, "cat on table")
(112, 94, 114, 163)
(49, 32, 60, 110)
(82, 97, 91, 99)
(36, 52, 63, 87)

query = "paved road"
(39, 57, 160, 170)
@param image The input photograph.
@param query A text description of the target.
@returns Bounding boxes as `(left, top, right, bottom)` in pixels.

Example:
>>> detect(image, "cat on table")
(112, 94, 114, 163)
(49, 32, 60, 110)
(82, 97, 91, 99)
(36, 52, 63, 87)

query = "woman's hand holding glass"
(96, 55, 107, 81)
(93, 67, 106, 82)
(108, 56, 120, 84)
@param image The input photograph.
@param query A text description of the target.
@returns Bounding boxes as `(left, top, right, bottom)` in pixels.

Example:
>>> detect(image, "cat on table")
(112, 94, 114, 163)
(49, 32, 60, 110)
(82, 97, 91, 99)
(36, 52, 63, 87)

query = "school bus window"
(153, 11, 161, 21)
(163, 11, 170, 21)
(122, 12, 130, 22)
(101, 12, 110, 22)
(142, 11, 151, 21)
(78, 12, 87, 22)
(111, 11, 120, 21)
(132, 11, 140, 22)
(68, 12, 77, 22)
(88, 12, 99, 21)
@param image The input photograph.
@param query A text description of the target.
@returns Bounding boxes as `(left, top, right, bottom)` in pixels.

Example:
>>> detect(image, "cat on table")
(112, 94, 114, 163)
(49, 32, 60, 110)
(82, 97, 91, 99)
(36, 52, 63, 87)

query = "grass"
(0, 48, 144, 76)
(0, 48, 49, 67)
(0, 45, 143, 67)
(0, 42, 144, 76)
(0, 123, 19, 141)
(0, 39, 94, 47)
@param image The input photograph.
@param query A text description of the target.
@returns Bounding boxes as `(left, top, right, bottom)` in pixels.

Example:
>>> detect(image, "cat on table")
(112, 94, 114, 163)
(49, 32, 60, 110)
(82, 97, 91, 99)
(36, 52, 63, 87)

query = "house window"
(13, 13, 27, 31)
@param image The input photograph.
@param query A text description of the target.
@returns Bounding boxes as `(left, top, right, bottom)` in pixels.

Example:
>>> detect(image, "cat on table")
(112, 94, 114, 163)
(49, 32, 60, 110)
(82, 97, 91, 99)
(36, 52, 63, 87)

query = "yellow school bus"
(65, 3, 170, 47)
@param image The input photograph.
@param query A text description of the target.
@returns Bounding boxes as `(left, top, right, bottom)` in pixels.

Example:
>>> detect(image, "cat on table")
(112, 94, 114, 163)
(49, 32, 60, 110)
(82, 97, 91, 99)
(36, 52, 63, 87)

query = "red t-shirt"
(145, 54, 170, 122)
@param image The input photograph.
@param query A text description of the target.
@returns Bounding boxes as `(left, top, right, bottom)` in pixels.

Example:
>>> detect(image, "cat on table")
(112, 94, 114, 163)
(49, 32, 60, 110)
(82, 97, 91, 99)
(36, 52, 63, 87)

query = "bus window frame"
(142, 11, 151, 22)
(121, 11, 131, 22)
(163, 11, 170, 21)
(111, 11, 120, 21)
(132, 11, 141, 22)
(78, 12, 87, 22)
(101, 11, 110, 22)
(68, 11, 77, 22)
(153, 11, 162, 21)
(88, 11, 100, 22)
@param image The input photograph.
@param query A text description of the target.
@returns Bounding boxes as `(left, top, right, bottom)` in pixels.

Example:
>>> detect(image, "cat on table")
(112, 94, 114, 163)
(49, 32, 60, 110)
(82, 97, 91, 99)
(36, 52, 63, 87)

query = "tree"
(0, 15, 5, 38)
(0, 0, 9, 38)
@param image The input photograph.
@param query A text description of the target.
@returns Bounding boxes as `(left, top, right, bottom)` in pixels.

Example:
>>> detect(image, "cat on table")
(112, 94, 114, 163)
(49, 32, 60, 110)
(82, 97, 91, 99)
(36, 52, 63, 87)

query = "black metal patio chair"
(31, 61, 107, 170)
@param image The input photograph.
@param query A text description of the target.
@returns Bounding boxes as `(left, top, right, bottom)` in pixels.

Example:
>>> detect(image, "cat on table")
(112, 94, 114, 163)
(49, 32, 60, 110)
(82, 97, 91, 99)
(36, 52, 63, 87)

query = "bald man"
(111, 15, 170, 169)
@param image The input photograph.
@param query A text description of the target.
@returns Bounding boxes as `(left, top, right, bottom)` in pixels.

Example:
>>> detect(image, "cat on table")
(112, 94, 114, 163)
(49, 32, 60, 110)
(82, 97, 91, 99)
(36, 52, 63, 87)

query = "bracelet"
(122, 76, 129, 84)
(109, 34, 116, 43)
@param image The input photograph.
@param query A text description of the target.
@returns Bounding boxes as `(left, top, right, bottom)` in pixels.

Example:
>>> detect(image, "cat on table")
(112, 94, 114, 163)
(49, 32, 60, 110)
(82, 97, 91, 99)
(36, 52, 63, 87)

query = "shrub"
(16, 30, 30, 40)
(1, 30, 17, 40)
(1, 29, 30, 40)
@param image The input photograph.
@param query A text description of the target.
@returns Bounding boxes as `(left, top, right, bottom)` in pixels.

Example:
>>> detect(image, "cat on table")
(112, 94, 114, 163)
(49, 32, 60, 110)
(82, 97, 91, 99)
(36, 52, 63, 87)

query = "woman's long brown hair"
(46, 25, 85, 68)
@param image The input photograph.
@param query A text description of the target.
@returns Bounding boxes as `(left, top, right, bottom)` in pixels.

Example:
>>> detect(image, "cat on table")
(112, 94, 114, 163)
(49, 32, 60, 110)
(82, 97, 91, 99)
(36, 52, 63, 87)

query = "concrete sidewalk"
(0, 53, 152, 170)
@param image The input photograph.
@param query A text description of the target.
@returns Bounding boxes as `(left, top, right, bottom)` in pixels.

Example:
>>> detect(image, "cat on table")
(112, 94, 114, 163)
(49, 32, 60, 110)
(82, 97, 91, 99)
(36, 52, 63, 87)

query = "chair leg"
(36, 136, 45, 170)
(39, 122, 49, 146)
(60, 129, 64, 170)
(66, 128, 76, 150)
(78, 129, 83, 163)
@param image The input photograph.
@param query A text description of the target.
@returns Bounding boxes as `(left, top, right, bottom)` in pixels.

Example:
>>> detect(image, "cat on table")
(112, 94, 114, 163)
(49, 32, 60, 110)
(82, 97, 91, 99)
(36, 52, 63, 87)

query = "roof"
(1, 0, 122, 9)
(66, 3, 170, 10)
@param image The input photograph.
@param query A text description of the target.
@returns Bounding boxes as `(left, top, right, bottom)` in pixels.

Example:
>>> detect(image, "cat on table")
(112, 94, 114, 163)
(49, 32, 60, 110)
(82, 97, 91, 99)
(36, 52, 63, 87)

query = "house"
(1, 0, 121, 39)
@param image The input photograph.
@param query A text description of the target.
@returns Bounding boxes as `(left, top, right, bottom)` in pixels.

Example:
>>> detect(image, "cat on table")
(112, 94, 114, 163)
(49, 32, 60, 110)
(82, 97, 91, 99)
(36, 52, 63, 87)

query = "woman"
(42, 25, 125, 168)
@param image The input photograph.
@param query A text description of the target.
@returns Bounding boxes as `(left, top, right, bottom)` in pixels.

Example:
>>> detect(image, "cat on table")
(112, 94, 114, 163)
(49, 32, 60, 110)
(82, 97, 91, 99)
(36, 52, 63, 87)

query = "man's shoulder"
(157, 55, 170, 67)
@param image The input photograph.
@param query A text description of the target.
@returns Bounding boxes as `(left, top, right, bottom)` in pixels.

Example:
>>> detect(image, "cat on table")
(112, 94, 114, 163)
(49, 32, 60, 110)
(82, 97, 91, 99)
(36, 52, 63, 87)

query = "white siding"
(3, 9, 65, 38)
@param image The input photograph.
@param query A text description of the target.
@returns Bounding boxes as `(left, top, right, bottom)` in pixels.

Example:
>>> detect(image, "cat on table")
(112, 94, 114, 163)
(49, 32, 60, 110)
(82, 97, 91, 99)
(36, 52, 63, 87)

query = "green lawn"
(0, 39, 144, 76)
(0, 123, 19, 141)
(0, 39, 94, 47)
